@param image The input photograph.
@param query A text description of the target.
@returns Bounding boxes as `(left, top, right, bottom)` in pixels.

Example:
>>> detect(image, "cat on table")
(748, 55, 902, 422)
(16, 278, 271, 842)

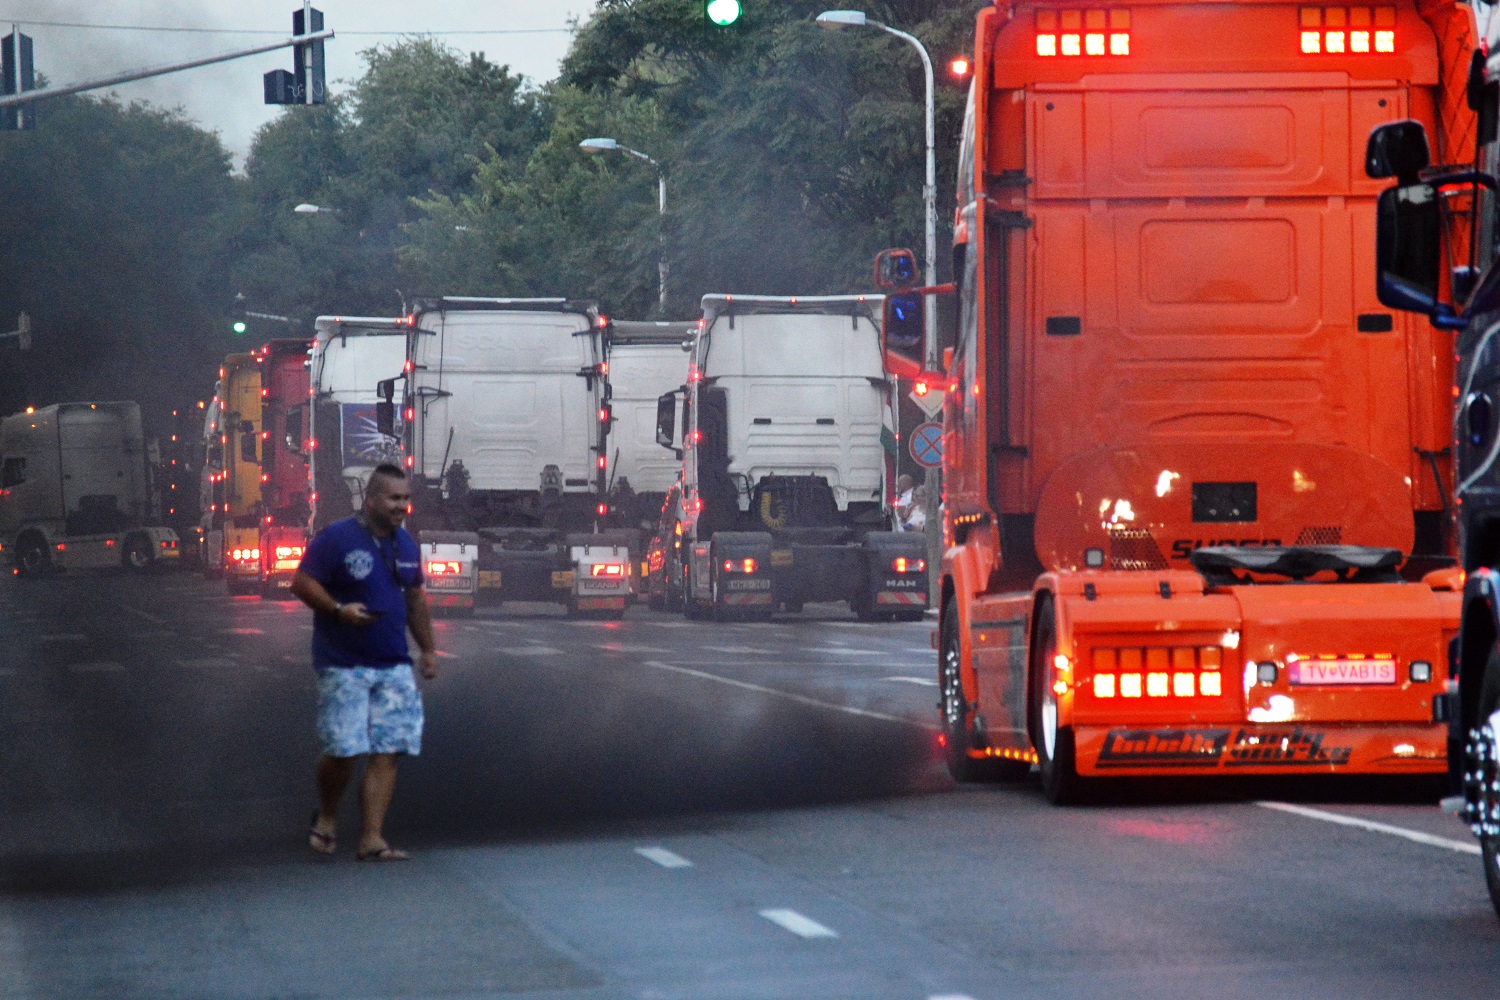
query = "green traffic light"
(706, 0, 741, 26)
(232, 320, 247, 335)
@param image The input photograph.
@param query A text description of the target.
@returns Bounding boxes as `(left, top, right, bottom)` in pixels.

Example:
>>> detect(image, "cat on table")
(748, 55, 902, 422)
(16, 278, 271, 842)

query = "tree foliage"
(1, 1, 984, 424)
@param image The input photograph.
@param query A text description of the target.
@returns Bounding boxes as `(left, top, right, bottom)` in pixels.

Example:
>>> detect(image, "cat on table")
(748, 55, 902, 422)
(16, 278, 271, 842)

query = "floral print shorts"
(314, 664, 423, 757)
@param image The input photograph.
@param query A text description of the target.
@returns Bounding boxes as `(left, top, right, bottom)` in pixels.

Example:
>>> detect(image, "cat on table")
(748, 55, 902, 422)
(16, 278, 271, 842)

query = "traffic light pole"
(0, 28, 332, 111)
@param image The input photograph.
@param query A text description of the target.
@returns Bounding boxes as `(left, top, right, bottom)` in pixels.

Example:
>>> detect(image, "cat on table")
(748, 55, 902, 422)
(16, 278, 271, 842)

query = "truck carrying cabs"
(389, 298, 633, 617)
(651, 294, 926, 621)
(901, 0, 1473, 801)
(0, 401, 180, 575)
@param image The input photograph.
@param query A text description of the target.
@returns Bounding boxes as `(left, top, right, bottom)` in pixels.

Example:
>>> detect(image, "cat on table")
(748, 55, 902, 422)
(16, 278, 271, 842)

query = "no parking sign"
(909, 422, 943, 468)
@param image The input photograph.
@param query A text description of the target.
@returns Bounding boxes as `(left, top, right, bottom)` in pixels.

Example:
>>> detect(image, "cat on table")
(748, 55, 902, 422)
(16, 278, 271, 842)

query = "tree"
(0, 94, 237, 423)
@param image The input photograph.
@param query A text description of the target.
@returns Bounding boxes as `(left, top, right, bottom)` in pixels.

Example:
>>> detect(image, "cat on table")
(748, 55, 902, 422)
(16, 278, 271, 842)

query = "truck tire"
(938, 609, 1029, 782)
(1474, 646, 1500, 919)
(683, 563, 707, 620)
(123, 535, 154, 573)
(1030, 595, 1091, 804)
(17, 533, 49, 577)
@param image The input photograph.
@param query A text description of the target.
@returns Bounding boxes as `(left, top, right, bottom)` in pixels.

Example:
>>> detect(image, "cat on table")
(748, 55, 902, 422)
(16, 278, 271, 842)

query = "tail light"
(275, 546, 304, 560)
(722, 558, 758, 573)
(1090, 646, 1225, 699)
(591, 563, 626, 577)
(892, 556, 926, 573)
(426, 560, 462, 575)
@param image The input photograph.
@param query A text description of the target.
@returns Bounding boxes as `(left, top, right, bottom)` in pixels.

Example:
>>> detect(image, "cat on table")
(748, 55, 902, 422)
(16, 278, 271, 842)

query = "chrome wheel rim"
(941, 636, 964, 734)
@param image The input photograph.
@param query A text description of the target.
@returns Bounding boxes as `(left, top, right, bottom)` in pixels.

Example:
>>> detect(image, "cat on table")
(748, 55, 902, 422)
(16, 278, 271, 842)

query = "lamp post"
(293, 202, 339, 214)
(580, 137, 669, 313)
(817, 9, 941, 602)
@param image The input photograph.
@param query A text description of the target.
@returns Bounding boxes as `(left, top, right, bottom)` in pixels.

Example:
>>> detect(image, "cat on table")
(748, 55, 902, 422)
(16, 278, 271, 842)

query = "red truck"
(255, 339, 312, 597)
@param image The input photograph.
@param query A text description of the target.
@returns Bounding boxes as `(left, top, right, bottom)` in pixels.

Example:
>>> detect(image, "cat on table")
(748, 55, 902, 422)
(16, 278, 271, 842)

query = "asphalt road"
(2, 569, 1498, 999)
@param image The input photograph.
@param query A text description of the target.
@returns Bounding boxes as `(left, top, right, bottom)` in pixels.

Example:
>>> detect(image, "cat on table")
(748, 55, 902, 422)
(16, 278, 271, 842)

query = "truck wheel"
(683, 565, 707, 620)
(123, 535, 154, 573)
(1473, 647, 1500, 919)
(17, 534, 49, 577)
(939, 609, 1029, 783)
(1031, 596, 1090, 804)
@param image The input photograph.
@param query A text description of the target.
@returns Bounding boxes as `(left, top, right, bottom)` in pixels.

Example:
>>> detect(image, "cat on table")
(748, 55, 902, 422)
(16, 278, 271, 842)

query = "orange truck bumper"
(1049, 570, 1459, 778)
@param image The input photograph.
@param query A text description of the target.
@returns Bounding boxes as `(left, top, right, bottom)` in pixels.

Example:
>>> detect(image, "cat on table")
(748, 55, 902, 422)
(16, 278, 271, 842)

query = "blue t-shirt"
(298, 516, 424, 668)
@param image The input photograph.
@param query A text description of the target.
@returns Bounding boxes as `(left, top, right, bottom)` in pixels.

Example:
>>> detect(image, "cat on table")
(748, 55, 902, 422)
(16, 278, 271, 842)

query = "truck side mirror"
(285, 405, 305, 454)
(882, 291, 926, 378)
(874, 248, 919, 289)
(375, 378, 397, 438)
(240, 431, 258, 464)
(656, 391, 678, 450)
(1365, 120, 1430, 184)
(1374, 182, 1444, 314)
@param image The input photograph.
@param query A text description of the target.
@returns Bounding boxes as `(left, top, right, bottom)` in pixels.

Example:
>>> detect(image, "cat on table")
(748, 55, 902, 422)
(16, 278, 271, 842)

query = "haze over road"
(1, 571, 1495, 998)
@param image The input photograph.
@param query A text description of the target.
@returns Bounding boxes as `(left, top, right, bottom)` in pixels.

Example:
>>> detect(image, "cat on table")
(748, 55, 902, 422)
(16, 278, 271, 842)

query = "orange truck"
(891, 0, 1476, 801)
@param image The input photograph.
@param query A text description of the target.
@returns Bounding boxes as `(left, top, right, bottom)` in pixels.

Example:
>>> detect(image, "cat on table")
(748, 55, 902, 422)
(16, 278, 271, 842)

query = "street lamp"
(293, 202, 339, 214)
(817, 9, 941, 599)
(580, 137, 669, 313)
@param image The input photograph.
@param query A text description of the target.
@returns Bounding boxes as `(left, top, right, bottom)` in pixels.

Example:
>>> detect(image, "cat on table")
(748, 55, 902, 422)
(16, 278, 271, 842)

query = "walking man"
(291, 462, 439, 861)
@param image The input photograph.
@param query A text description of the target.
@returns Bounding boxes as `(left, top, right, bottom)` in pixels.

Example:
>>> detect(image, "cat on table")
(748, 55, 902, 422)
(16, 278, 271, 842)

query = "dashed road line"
(704, 645, 775, 655)
(635, 846, 693, 869)
(1257, 801, 1480, 856)
(640, 661, 932, 730)
(68, 662, 124, 673)
(597, 644, 673, 654)
(929, 994, 978, 1000)
(758, 909, 838, 939)
(819, 648, 881, 656)
(883, 676, 937, 687)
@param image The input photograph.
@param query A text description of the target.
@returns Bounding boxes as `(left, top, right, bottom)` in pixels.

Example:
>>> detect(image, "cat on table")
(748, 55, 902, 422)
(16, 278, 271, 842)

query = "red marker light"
(597, 503, 610, 516)
(914, 380, 930, 396)
(950, 56, 970, 77)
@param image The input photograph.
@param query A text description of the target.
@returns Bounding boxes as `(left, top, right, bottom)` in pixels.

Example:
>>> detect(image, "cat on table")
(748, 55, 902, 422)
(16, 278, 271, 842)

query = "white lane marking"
(471, 621, 523, 629)
(41, 634, 87, 642)
(635, 846, 693, 869)
(522, 646, 563, 656)
(597, 644, 672, 654)
(904, 647, 934, 654)
(227, 627, 264, 636)
(128, 608, 167, 625)
(641, 661, 933, 731)
(704, 645, 774, 655)
(758, 909, 838, 939)
(1257, 801, 1481, 856)
(883, 676, 938, 687)
(929, 995, 978, 1000)
(820, 648, 881, 656)
(68, 662, 124, 673)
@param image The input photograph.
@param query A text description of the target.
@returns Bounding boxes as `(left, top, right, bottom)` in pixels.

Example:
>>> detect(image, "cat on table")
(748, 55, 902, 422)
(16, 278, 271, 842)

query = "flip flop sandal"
(308, 811, 336, 856)
(356, 845, 410, 862)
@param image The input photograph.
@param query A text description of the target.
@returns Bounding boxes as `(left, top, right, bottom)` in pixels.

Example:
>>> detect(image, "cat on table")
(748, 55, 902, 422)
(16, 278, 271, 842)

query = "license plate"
(1288, 659, 1397, 685)
(478, 570, 502, 588)
(427, 577, 468, 590)
(725, 578, 772, 591)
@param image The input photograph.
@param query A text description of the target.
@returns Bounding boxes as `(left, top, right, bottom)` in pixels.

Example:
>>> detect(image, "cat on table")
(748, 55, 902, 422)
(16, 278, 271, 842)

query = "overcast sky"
(1, 1, 587, 161)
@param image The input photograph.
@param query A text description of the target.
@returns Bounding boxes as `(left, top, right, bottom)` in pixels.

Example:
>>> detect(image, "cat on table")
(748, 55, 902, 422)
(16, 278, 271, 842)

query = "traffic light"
(265, 7, 326, 105)
(1, 29, 35, 131)
(231, 293, 248, 335)
(706, 0, 742, 26)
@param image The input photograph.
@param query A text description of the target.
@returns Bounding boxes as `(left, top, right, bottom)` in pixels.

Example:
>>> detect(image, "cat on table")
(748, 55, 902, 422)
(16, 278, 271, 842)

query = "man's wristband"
(331, 602, 344, 617)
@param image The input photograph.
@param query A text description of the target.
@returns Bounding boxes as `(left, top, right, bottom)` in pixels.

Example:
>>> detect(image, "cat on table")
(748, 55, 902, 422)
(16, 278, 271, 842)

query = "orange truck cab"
(908, 0, 1474, 801)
